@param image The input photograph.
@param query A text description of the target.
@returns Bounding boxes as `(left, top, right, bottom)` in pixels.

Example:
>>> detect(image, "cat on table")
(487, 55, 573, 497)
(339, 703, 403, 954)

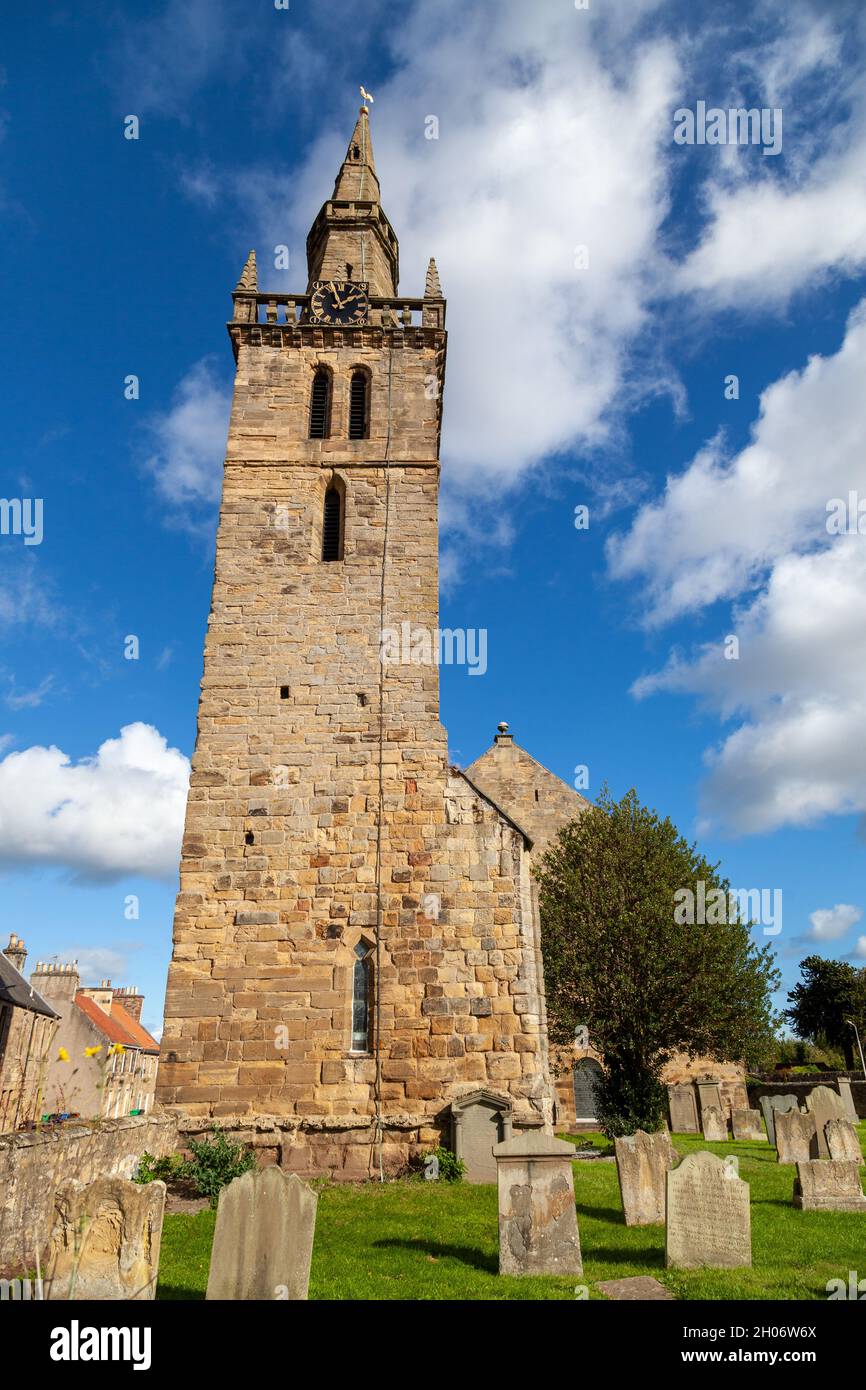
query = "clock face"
(309, 280, 369, 325)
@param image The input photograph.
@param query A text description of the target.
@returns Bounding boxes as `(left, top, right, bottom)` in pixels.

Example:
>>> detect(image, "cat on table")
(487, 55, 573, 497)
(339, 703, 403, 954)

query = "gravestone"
(696, 1081, 723, 1121)
(493, 1132, 582, 1276)
(701, 1105, 728, 1143)
(805, 1085, 847, 1158)
(728, 1082, 750, 1116)
(774, 1110, 818, 1164)
(825, 1117, 862, 1163)
(45, 1177, 165, 1300)
(793, 1160, 866, 1213)
(596, 1276, 675, 1301)
(836, 1078, 859, 1124)
(665, 1151, 751, 1269)
(206, 1167, 317, 1300)
(614, 1130, 675, 1226)
(451, 1089, 513, 1183)
(667, 1084, 699, 1134)
(759, 1093, 799, 1147)
(731, 1108, 765, 1142)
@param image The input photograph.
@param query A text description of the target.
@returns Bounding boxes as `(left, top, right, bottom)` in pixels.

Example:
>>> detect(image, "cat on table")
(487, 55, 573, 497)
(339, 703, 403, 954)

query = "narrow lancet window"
(322, 486, 343, 561)
(348, 371, 368, 440)
(351, 941, 372, 1052)
(309, 369, 330, 439)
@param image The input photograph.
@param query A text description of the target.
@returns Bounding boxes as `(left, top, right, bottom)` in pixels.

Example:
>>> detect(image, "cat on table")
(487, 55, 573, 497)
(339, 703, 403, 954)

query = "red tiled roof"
(74, 993, 160, 1053)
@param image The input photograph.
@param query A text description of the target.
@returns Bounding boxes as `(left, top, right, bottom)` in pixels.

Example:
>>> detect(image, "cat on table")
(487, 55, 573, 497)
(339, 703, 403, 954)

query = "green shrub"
(423, 1145, 466, 1182)
(180, 1125, 257, 1207)
(133, 1151, 184, 1185)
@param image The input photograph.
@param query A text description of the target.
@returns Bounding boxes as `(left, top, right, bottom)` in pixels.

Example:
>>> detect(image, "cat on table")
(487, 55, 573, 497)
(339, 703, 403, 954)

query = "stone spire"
(425, 257, 442, 298)
(332, 106, 380, 204)
(306, 105, 398, 296)
(235, 250, 257, 292)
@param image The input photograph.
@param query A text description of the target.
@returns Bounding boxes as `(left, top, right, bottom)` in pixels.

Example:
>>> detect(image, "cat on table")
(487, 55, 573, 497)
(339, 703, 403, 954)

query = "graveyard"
(152, 1122, 866, 1301)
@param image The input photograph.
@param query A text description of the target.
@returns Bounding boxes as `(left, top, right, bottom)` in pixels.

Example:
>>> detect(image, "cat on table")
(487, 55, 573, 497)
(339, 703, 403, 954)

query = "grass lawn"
(157, 1125, 866, 1301)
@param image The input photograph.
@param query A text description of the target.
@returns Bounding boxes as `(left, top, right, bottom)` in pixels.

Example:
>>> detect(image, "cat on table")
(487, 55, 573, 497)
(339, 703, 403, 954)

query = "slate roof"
(0, 951, 59, 1019)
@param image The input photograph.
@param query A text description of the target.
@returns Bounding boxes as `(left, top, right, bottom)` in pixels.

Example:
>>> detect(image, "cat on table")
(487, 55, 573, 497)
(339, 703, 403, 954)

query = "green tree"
(785, 956, 866, 1070)
(536, 787, 781, 1136)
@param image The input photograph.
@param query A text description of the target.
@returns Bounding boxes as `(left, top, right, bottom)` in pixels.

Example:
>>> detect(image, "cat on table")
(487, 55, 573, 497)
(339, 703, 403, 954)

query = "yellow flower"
(57, 1047, 70, 1062)
(84, 1045, 102, 1057)
(108, 1043, 125, 1055)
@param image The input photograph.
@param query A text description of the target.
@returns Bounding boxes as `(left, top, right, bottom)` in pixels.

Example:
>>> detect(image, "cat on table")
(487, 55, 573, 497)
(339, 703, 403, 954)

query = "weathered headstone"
(774, 1110, 818, 1164)
(45, 1177, 165, 1300)
(701, 1105, 728, 1143)
(759, 1093, 799, 1147)
(836, 1078, 859, 1124)
(825, 1117, 863, 1163)
(206, 1167, 317, 1300)
(493, 1132, 582, 1276)
(667, 1084, 699, 1134)
(665, 1151, 751, 1269)
(804, 1085, 847, 1158)
(696, 1080, 723, 1120)
(614, 1130, 675, 1226)
(451, 1089, 513, 1183)
(728, 1082, 750, 1116)
(793, 1160, 866, 1213)
(596, 1275, 675, 1301)
(731, 1108, 765, 1142)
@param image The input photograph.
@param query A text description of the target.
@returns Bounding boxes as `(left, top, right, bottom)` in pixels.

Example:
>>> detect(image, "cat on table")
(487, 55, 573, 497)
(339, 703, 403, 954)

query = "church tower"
(157, 107, 552, 1174)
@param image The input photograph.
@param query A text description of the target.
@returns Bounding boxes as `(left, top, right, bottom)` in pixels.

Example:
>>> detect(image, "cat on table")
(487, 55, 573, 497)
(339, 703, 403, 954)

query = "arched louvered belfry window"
(309, 368, 331, 439)
(322, 484, 343, 561)
(348, 370, 369, 440)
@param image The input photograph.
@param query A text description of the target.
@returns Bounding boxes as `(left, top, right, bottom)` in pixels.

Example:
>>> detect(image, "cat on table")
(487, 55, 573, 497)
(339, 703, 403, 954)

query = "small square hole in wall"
(357, 692, 368, 707)
(245, 831, 255, 845)
(280, 686, 290, 699)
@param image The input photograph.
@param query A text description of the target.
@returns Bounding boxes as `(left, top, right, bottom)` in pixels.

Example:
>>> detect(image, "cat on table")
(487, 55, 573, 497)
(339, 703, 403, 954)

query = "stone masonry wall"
(157, 320, 553, 1143)
(0, 1113, 176, 1273)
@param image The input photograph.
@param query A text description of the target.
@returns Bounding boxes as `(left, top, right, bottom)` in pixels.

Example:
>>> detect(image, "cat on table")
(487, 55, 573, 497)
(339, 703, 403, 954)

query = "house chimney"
(31, 958, 81, 1003)
(3, 933, 27, 974)
(113, 985, 144, 1023)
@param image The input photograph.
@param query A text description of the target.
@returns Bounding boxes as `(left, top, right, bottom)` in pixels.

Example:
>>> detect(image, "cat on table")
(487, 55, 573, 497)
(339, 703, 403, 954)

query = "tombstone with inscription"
(667, 1084, 699, 1134)
(701, 1105, 728, 1143)
(45, 1177, 165, 1300)
(614, 1130, 674, 1226)
(804, 1085, 847, 1159)
(793, 1160, 866, 1213)
(728, 1082, 750, 1116)
(836, 1078, 858, 1124)
(774, 1110, 818, 1164)
(731, 1108, 765, 1142)
(825, 1117, 863, 1163)
(206, 1167, 317, 1300)
(696, 1080, 723, 1121)
(665, 1151, 751, 1269)
(451, 1089, 513, 1183)
(759, 1093, 799, 1148)
(493, 1132, 582, 1276)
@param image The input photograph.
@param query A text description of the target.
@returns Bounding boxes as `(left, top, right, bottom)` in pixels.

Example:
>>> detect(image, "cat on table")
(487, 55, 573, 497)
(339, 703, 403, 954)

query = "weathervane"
(360, 85, 374, 108)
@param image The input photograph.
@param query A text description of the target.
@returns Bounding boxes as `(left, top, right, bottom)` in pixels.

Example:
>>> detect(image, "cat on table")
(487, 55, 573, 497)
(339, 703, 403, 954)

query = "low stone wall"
(0, 1112, 176, 1274)
(748, 1078, 866, 1119)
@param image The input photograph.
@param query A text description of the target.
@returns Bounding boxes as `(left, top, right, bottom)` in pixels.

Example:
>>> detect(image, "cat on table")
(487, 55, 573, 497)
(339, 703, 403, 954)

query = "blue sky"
(2, 0, 866, 1037)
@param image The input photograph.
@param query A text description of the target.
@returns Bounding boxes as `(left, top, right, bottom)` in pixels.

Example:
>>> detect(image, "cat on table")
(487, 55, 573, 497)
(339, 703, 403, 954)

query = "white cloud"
(808, 903, 862, 942)
(69, 947, 136, 985)
(852, 936, 866, 961)
(0, 723, 189, 881)
(615, 300, 866, 835)
(144, 359, 231, 516)
(5, 675, 54, 710)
